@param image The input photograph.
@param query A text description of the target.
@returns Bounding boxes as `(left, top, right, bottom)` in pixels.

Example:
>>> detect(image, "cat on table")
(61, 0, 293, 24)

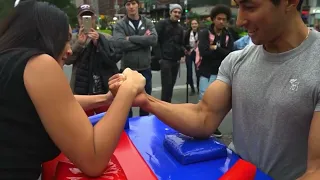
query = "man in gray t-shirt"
(217, 30, 320, 179)
(111, 0, 320, 179)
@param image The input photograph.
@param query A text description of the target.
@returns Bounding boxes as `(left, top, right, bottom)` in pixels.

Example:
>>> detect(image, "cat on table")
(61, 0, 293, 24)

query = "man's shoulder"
(157, 19, 168, 25)
(311, 30, 320, 46)
(115, 19, 126, 26)
(224, 45, 258, 65)
(142, 16, 152, 22)
(142, 16, 154, 26)
(99, 32, 112, 39)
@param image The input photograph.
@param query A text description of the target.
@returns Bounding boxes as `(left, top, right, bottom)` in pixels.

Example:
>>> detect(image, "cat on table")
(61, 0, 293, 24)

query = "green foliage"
(0, 0, 14, 20)
(98, 29, 112, 35)
(0, 0, 77, 27)
(39, 0, 78, 27)
(187, 12, 200, 21)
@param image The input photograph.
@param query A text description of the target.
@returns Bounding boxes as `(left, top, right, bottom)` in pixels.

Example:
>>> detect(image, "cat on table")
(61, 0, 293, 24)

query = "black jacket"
(198, 24, 234, 77)
(154, 19, 185, 61)
(73, 35, 120, 95)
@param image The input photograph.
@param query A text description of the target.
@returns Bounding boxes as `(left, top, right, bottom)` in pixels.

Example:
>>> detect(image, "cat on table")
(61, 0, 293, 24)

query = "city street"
(63, 61, 233, 143)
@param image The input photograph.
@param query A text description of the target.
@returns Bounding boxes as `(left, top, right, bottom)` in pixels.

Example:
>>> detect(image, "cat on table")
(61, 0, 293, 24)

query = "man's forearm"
(129, 35, 157, 47)
(143, 95, 214, 138)
(298, 170, 320, 180)
(299, 160, 320, 180)
(75, 93, 113, 110)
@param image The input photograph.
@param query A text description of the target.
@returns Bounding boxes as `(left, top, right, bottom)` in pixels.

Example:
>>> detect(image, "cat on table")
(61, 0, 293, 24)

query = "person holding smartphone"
(65, 4, 121, 116)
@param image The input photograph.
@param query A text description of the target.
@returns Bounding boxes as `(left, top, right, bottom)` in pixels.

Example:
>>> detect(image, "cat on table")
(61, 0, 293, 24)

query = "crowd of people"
(1, 0, 320, 180)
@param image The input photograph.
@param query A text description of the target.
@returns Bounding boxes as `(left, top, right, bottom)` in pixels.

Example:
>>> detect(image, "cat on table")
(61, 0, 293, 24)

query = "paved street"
(63, 62, 233, 144)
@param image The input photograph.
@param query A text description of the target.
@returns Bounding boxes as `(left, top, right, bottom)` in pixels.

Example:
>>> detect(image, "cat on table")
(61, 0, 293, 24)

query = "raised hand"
(78, 27, 87, 45)
(88, 28, 99, 46)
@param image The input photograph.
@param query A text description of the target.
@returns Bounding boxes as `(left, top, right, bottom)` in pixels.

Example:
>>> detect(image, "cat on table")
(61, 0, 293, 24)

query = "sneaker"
(214, 129, 223, 138)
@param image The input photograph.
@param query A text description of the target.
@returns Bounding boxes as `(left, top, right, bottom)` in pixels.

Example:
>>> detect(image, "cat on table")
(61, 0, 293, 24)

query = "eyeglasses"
(80, 4, 91, 9)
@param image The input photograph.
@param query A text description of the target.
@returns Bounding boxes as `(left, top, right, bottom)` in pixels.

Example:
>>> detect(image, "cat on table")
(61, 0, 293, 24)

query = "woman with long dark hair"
(184, 19, 200, 95)
(0, 0, 145, 179)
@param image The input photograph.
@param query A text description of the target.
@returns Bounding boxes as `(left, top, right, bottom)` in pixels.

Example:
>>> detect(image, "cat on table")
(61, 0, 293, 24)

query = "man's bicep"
(199, 80, 232, 130)
(201, 80, 232, 115)
(199, 53, 235, 125)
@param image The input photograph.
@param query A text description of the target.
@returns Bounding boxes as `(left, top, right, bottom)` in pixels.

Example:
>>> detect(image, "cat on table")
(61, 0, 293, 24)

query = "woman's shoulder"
(0, 48, 44, 60)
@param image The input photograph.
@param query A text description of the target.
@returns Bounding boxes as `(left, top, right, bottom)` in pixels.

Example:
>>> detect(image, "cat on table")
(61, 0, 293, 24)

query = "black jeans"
(128, 68, 152, 117)
(186, 51, 199, 92)
(160, 59, 180, 103)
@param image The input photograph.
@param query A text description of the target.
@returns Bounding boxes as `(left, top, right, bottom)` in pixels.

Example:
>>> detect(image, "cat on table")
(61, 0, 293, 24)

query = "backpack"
(195, 30, 229, 69)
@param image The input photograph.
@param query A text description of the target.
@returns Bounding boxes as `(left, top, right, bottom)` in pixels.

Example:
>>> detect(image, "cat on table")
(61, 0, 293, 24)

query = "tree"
(0, 0, 15, 20)
(187, 12, 200, 20)
(40, 0, 78, 27)
(0, 0, 77, 27)
(39, 0, 72, 9)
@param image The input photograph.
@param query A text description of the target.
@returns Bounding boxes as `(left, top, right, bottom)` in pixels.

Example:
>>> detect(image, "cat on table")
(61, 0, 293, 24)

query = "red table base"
(55, 155, 127, 180)
(219, 159, 256, 180)
(42, 132, 157, 180)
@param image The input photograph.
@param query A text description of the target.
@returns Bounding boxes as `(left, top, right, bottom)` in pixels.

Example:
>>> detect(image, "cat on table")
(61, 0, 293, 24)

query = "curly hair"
(210, 4, 232, 21)
(271, 0, 303, 11)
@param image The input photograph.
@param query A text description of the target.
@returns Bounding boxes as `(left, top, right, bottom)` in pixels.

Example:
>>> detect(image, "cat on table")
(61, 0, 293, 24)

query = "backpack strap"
(225, 35, 230, 47)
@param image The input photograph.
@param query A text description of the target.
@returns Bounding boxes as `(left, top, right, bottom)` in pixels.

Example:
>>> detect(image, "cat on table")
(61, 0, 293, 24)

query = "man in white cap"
(154, 4, 186, 103)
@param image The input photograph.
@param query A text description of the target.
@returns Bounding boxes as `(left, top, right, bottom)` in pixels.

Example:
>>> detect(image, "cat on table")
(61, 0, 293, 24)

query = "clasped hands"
(108, 68, 149, 107)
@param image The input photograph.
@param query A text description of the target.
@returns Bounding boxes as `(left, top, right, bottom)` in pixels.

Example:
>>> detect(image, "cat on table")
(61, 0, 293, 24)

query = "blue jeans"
(199, 75, 217, 101)
(128, 68, 152, 118)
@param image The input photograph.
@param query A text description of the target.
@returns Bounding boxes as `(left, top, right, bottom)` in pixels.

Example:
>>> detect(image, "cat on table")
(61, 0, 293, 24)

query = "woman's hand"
(109, 69, 149, 108)
(108, 73, 126, 97)
(109, 68, 146, 96)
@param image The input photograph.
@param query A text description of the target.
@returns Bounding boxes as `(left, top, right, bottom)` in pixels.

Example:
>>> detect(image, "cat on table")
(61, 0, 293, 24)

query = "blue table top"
(89, 114, 272, 180)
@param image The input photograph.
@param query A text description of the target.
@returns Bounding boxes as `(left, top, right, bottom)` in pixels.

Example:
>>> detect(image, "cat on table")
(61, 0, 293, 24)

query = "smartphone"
(82, 16, 92, 34)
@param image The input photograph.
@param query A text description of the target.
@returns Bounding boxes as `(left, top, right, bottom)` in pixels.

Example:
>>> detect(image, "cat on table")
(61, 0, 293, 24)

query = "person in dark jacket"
(198, 5, 234, 137)
(65, 4, 121, 116)
(184, 19, 200, 95)
(155, 4, 185, 103)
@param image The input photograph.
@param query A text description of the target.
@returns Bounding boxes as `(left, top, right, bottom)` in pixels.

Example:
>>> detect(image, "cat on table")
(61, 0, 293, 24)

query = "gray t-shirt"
(217, 30, 320, 180)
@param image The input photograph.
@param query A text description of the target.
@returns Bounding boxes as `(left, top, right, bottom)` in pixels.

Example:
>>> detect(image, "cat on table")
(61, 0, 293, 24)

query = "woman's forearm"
(74, 93, 113, 110)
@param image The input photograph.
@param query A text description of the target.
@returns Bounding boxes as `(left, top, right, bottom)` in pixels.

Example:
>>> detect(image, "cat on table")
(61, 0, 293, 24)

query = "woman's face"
(191, 20, 199, 31)
(57, 25, 73, 67)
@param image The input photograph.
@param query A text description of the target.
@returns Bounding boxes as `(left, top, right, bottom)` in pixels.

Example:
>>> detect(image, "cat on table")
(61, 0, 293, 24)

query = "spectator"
(113, 0, 157, 117)
(154, 4, 185, 103)
(65, 4, 121, 116)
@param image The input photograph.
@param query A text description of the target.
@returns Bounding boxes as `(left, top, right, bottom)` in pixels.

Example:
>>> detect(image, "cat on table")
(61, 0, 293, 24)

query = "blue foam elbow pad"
(163, 133, 228, 165)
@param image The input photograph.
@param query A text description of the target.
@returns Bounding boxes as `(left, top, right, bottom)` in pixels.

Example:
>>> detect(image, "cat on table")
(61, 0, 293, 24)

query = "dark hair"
(0, 0, 69, 59)
(189, 19, 200, 30)
(210, 4, 232, 21)
(271, 0, 304, 11)
(190, 19, 199, 25)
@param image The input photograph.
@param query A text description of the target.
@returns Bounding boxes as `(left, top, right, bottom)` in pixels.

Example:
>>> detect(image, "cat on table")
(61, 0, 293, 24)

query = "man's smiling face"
(234, 0, 288, 45)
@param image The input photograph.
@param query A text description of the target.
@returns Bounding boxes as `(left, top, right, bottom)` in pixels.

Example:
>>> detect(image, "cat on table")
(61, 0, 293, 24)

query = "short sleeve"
(216, 53, 234, 86)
